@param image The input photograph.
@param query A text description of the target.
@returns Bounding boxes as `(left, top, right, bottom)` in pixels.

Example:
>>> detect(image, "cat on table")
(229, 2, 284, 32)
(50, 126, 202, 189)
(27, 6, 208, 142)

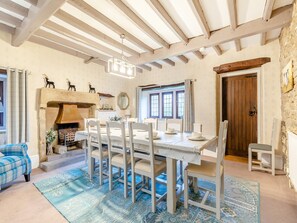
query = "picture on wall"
(282, 60, 294, 93)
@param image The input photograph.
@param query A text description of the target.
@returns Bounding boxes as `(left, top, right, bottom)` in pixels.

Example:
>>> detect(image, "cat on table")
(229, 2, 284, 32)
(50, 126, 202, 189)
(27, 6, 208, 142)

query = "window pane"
(162, 92, 173, 118)
(150, 94, 159, 117)
(177, 91, 185, 118)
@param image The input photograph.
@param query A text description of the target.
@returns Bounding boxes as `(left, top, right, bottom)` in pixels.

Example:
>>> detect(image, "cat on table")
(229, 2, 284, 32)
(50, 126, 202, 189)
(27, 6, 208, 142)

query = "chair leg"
(124, 164, 128, 198)
(151, 177, 156, 212)
(24, 174, 30, 182)
(216, 180, 221, 220)
(132, 171, 136, 203)
(109, 163, 113, 191)
(118, 167, 121, 178)
(248, 147, 252, 172)
(221, 171, 224, 201)
(184, 170, 189, 209)
(89, 157, 95, 179)
(193, 177, 198, 193)
(272, 153, 275, 176)
(99, 153, 103, 186)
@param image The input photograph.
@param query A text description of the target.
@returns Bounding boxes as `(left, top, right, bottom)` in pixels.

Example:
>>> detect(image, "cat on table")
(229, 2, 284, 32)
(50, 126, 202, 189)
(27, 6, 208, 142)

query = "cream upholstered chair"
(156, 119, 166, 131)
(184, 120, 228, 219)
(248, 118, 281, 176)
(87, 119, 108, 185)
(143, 118, 158, 130)
(106, 121, 130, 198)
(129, 122, 167, 212)
(127, 118, 138, 123)
(166, 118, 183, 132)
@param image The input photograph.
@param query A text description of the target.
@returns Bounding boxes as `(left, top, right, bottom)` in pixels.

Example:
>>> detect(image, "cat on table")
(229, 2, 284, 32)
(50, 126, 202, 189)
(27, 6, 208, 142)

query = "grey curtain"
(183, 79, 195, 132)
(6, 68, 29, 144)
(136, 87, 142, 121)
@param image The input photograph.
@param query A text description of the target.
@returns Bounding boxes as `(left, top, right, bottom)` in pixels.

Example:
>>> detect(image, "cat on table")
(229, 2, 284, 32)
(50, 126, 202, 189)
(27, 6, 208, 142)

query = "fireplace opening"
(57, 123, 79, 147)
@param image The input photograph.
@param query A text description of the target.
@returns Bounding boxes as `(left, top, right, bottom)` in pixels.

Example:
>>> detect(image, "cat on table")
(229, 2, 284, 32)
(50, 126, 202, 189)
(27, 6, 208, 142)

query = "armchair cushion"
(0, 156, 26, 174)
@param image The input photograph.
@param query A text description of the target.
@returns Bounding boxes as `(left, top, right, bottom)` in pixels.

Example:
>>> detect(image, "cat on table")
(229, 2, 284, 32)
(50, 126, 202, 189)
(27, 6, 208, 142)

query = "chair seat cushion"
(135, 159, 166, 174)
(91, 149, 108, 159)
(0, 156, 26, 174)
(249, 143, 272, 151)
(111, 154, 131, 166)
(186, 160, 222, 177)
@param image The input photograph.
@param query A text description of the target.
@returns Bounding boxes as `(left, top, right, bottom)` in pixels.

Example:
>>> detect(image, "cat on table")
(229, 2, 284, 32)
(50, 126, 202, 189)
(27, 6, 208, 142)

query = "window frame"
(149, 93, 160, 118)
(176, 90, 185, 119)
(162, 91, 174, 119)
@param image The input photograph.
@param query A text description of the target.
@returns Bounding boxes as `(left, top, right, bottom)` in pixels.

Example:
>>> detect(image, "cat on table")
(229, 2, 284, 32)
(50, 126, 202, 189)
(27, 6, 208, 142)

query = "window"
(149, 93, 159, 118)
(176, 91, 185, 118)
(162, 92, 173, 118)
(0, 72, 6, 130)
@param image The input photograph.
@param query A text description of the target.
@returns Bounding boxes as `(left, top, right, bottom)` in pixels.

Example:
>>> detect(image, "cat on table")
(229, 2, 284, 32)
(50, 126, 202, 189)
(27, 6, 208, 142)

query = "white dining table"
(75, 129, 217, 214)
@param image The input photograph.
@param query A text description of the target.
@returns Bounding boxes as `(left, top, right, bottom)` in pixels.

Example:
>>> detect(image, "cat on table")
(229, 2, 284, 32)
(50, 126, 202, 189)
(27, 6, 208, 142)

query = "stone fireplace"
(38, 88, 99, 162)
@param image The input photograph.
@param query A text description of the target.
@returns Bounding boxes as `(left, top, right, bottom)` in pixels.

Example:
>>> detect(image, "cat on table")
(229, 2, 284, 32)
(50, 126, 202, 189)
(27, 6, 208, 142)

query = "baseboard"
(29, 154, 39, 169)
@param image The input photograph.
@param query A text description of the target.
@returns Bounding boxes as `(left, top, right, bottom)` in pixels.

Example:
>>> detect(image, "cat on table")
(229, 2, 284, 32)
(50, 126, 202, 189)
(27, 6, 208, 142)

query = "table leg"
(82, 140, 87, 164)
(166, 157, 177, 214)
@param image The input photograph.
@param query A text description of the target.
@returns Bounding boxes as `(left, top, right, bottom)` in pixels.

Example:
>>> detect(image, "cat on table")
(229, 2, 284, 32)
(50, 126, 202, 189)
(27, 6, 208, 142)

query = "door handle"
(249, 106, 257, 117)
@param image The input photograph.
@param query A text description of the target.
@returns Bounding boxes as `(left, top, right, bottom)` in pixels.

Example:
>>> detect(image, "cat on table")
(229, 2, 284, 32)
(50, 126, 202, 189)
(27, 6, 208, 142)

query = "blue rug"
(34, 167, 260, 223)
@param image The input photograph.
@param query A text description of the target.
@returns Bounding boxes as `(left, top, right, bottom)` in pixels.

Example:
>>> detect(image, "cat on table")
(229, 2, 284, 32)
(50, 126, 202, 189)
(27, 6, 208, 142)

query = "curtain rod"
(139, 79, 196, 89)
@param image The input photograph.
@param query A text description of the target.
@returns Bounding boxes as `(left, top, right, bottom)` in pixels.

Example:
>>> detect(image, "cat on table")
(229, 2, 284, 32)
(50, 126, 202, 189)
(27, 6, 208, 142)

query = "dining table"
(75, 128, 217, 214)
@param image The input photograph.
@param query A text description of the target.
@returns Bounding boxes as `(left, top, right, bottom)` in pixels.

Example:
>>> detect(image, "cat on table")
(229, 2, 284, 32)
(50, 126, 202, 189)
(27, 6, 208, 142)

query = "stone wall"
(279, 2, 297, 174)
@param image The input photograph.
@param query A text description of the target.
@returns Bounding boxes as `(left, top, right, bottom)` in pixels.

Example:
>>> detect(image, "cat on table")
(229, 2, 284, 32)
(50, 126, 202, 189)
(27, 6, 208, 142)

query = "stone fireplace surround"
(38, 88, 99, 162)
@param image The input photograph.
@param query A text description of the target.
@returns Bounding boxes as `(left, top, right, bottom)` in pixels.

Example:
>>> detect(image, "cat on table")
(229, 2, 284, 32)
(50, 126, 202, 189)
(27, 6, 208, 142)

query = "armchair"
(0, 143, 32, 190)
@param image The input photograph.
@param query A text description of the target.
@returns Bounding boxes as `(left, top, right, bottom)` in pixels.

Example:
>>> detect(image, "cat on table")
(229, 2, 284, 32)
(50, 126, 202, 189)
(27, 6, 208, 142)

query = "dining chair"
(143, 118, 158, 130)
(184, 120, 228, 219)
(129, 122, 167, 212)
(156, 119, 167, 131)
(248, 118, 281, 176)
(87, 119, 109, 185)
(166, 118, 183, 132)
(106, 121, 130, 198)
(193, 122, 203, 133)
(127, 118, 138, 123)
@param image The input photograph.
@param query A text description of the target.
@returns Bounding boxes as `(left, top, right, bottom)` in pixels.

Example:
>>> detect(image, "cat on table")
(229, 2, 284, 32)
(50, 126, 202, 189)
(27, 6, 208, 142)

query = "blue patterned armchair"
(0, 143, 32, 190)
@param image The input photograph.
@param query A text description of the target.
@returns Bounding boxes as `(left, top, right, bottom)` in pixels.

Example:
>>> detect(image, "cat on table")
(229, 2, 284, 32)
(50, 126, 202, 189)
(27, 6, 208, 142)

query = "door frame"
(219, 68, 263, 143)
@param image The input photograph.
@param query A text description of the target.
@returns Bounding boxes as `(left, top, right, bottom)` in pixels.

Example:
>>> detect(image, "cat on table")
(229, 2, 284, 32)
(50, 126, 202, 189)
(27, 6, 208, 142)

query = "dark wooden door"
(222, 73, 257, 157)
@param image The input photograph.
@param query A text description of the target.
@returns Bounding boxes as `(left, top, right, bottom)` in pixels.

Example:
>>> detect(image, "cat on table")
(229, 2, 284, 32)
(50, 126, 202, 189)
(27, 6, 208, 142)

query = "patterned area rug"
(34, 167, 260, 223)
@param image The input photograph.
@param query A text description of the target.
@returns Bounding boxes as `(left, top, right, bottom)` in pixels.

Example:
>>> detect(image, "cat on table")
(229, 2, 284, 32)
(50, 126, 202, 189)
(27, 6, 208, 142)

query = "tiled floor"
(0, 160, 297, 223)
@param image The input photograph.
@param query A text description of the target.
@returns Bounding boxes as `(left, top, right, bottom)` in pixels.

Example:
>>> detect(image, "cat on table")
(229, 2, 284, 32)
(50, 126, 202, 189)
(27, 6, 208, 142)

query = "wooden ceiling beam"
(111, 0, 170, 48)
(177, 55, 189, 64)
(0, 1, 29, 17)
(147, 0, 188, 43)
(260, 32, 266, 45)
(163, 58, 175, 66)
(193, 50, 203, 59)
(43, 20, 122, 58)
(150, 62, 162, 69)
(68, 0, 153, 53)
(84, 56, 98, 64)
(28, 35, 107, 66)
(213, 46, 222, 55)
(55, 9, 139, 56)
(0, 23, 15, 34)
(227, 0, 237, 30)
(129, 6, 292, 65)
(263, 0, 276, 21)
(24, 0, 38, 6)
(139, 64, 152, 71)
(0, 11, 22, 27)
(261, 0, 275, 46)
(34, 29, 110, 61)
(234, 39, 241, 51)
(190, 0, 210, 38)
(12, 0, 66, 47)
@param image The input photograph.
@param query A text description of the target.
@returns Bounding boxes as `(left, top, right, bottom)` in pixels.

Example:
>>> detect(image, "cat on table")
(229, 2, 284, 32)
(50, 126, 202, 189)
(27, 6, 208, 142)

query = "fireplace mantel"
(39, 88, 99, 109)
(38, 88, 99, 162)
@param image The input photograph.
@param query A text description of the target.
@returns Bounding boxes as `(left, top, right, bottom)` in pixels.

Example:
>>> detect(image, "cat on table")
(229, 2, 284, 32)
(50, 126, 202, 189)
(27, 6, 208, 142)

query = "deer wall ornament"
(88, 82, 96, 93)
(66, 79, 76, 91)
(43, 74, 55, 88)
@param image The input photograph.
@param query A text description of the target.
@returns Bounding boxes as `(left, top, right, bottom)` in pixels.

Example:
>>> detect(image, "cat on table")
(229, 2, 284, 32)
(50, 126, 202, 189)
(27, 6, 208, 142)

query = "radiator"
(288, 131, 297, 191)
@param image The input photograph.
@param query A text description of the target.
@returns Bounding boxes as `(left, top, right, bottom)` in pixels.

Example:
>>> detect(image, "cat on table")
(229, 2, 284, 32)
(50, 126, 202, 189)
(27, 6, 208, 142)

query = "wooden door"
(222, 73, 257, 157)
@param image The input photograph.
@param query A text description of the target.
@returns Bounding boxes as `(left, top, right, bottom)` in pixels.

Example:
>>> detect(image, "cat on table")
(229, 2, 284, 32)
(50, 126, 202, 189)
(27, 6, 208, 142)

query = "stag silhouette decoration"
(67, 79, 76, 91)
(43, 74, 55, 88)
(89, 82, 96, 93)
